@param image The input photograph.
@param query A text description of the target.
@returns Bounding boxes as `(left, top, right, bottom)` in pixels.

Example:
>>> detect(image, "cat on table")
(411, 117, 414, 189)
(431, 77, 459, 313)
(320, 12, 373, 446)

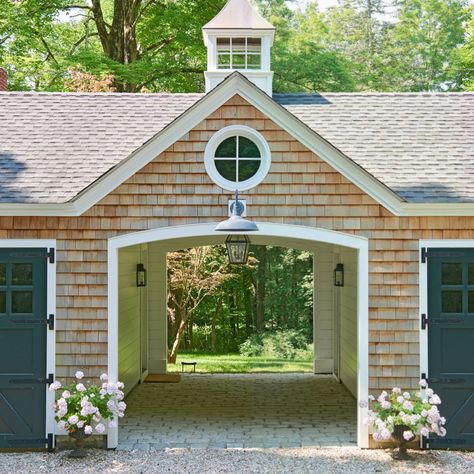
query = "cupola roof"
(203, 0, 275, 30)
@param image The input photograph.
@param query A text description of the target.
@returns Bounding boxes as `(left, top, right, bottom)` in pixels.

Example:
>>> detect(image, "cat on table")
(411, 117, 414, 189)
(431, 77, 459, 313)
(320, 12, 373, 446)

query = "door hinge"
(47, 248, 55, 264)
(47, 433, 54, 452)
(421, 372, 427, 380)
(421, 247, 427, 263)
(47, 314, 54, 330)
(421, 313, 428, 330)
(46, 373, 54, 385)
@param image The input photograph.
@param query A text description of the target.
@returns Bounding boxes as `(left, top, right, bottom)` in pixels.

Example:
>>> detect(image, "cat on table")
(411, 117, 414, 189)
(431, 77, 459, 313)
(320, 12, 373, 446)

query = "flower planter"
(390, 424, 415, 460)
(68, 427, 91, 458)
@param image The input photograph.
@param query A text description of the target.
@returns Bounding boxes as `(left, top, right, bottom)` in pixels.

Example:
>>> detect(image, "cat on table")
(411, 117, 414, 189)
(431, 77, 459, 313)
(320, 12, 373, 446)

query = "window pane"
(0, 291, 5, 313)
(239, 160, 261, 181)
(469, 291, 474, 313)
(442, 290, 463, 313)
(442, 262, 463, 285)
(469, 263, 474, 285)
(217, 38, 231, 51)
(12, 263, 33, 286)
(239, 137, 260, 158)
(247, 37, 261, 52)
(0, 264, 5, 285)
(232, 37, 246, 53)
(217, 54, 231, 69)
(215, 137, 237, 157)
(232, 54, 246, 68)
(12, 291, 33, 313)
(247, 54, 261, 68)
(215, 160, 237, 181)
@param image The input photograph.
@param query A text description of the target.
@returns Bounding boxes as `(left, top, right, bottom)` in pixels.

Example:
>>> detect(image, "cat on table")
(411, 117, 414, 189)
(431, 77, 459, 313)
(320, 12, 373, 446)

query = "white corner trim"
(0, 239, 56, 447)
(107, 222, 369, 448)
(1, 75, 474, 217)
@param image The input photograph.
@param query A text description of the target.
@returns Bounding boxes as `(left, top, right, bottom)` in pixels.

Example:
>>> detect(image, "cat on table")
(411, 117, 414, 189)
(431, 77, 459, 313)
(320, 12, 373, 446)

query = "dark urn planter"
(68, 427, 91, 458)
(391, 424, 415, 460)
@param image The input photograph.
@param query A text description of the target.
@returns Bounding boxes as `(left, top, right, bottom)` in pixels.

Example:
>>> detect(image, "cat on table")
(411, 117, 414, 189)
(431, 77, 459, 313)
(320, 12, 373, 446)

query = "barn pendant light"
(215, 190, 258, 264)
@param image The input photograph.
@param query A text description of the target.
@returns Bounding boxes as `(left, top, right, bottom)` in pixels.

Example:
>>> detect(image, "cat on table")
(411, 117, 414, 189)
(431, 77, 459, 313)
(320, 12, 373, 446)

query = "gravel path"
(0, 447, 473, 474)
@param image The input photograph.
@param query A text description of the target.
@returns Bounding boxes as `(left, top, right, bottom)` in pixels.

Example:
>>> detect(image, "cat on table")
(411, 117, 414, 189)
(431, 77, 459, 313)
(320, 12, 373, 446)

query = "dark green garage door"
(0, 248, 52, 449)
(427, 248, 474, 449)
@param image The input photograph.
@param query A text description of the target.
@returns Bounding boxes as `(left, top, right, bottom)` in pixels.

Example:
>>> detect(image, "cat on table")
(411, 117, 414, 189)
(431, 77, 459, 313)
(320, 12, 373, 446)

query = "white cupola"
(203, 0, 275, 95)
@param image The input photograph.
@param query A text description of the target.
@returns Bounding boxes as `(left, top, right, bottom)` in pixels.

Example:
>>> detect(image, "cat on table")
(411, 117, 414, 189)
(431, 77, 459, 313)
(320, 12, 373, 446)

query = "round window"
(204, 125, 271, 192)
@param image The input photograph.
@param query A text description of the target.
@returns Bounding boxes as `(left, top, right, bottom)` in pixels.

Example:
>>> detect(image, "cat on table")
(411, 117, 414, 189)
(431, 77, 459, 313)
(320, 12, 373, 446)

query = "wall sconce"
(334, 263, 344, 287)
(136, 263, 147, 287)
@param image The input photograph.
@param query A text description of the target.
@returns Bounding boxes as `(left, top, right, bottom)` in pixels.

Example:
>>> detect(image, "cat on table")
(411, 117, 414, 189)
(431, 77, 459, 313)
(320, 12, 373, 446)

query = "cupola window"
(204, 125, 271, 191)
(217, 37, 262, 70)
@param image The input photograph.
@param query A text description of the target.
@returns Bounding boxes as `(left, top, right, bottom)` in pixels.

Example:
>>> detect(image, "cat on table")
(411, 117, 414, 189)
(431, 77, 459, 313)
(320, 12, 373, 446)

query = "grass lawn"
(167, 352, 313, 373)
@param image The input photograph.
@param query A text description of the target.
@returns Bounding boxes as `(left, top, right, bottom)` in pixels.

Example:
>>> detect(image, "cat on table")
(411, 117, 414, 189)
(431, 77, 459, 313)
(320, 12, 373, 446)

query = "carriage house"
(0, 0, 473, 452)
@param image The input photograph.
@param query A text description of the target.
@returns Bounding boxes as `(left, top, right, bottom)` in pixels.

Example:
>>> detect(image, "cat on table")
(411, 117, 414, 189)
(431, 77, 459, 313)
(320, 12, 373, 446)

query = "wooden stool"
(181, 361, 197, 373)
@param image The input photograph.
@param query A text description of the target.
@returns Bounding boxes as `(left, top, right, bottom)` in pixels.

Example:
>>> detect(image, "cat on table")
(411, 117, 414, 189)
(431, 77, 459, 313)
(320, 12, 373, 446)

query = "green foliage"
(239, 329, 311, 360)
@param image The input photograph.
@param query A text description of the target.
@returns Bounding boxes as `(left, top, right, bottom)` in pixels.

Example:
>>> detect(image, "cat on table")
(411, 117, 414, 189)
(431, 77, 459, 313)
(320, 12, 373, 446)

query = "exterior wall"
(118, 245, 147, 395)
(339, 248, 358, 397)
(0, 94, 473, 392)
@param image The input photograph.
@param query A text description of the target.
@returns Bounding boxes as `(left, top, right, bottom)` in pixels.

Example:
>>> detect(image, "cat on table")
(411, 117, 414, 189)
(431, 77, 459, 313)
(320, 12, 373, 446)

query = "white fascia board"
(1, 74, 474, 217)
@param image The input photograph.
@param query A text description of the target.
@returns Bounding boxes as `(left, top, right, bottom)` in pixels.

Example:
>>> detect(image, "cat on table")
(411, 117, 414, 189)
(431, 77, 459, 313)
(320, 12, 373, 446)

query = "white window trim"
(204, 124, 271, 192)
(107, 222, 369, 449)
(216, 37, 262, 71)
(0, 239, 56, 448)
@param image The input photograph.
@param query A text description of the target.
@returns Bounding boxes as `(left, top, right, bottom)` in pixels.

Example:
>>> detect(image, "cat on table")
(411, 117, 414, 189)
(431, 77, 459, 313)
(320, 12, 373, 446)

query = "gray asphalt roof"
(0, 90, 472, 205)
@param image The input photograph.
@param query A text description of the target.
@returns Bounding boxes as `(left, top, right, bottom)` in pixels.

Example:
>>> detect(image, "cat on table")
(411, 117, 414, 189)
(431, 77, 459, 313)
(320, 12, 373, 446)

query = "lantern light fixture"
(225, 234, 251, 265)
(136, 263, 147, 287)
(334, 263, 344, 287)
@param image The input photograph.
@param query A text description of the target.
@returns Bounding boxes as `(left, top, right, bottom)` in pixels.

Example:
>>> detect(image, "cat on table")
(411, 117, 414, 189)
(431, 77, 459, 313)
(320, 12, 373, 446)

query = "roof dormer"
(203, 0, 275, 95)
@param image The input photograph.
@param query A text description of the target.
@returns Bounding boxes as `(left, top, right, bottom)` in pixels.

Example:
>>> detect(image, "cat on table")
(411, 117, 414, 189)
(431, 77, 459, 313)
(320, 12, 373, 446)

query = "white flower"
(403, 392, 410, 399)
(426, 388, 434, 397)
(76, 383, 86, 392)
(77, 421, 84, 428)
(49, 381, 61, 392)
(117, 382, 125, 390)
(429, 394, 441, 405)
(118, 401, 127, 411)
(439, 427, 447, 437)
(380, 428, 391, 440)
(95, 423, 106, 434)
(420, 427, 429, 437)
(403, 400, 413, 411)
(368, 395, 375, 401)
(100, 373, 108, 381)
(61, 390, 71, 399)
(403, 430, 414, 441)
(392, 387, 402, 394)
(68, 415, 79, 425)
(396, 396, 405, 404)
(108, 421, 117, 429)
(421, 410, 428, 417)
(75, 371, 84, 380)
(84, 425, 93, 435)
(419, 379, 428, 388)
(381, 400, 391, 409)
(373, 432, 382, 441)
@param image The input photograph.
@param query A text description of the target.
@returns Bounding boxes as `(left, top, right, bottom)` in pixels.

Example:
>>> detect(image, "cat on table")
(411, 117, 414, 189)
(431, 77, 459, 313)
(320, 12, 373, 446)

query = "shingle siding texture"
(0, 91, 472, 203)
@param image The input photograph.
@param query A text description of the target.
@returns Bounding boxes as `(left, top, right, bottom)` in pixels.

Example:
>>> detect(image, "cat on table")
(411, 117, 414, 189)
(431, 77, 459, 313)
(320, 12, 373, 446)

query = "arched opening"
(107, 222, 369, 448)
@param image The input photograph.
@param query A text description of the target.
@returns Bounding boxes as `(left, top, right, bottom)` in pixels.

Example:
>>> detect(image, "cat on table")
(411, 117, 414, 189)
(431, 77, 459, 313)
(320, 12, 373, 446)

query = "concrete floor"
(117, 373, 357, 450)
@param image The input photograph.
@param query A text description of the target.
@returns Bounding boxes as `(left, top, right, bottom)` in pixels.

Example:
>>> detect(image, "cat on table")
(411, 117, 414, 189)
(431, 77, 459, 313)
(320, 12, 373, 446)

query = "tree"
(167, 246, 230, 363)
(383, 0, 470, 91)
(453, 16, 474, 90)
(0, 0, 226, 91)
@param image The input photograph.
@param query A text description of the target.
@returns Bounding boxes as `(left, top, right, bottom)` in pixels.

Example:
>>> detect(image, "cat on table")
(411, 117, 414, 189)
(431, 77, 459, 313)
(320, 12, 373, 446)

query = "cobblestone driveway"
(118, 373, 357, 450)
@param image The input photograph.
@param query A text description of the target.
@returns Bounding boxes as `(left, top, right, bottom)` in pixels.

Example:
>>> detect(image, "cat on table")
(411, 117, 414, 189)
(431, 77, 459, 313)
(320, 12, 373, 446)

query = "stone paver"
(118, 373, 357, 450)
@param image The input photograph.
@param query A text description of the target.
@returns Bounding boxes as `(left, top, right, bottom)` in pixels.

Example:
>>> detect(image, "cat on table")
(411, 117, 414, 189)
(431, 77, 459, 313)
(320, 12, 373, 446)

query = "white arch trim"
(107, 222, 369, 448)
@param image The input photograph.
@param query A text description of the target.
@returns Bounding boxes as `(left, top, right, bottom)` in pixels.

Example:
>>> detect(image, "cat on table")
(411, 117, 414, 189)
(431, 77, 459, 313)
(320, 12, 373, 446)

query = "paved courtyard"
(117, 373, 357, 450)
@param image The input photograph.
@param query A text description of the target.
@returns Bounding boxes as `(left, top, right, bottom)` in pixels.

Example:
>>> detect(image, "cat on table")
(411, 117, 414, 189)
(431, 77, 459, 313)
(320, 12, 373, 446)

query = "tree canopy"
(1, 0, 472, 92)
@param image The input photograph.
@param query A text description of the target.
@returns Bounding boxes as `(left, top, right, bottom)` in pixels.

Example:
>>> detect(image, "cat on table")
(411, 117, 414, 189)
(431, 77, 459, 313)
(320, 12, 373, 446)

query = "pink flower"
(108, 421, 117, 429)
(48, 381, 61, 392)
(419, 379, 428, 388)
(100, 373, 108, 382)
(76, 383, 86, 392)
(403, 430, 414, 441)
(61, 390, 70, 399)
(84, 425, 93, 435)
(396, 396, 404, 404)
(75, 371, 84, 380)
(403, 400, 413, 411)
(68, 415, 79, 425)
(392, 387, 402, 394)
(95, 423, 106, 434)
(420, 427, 429, 436)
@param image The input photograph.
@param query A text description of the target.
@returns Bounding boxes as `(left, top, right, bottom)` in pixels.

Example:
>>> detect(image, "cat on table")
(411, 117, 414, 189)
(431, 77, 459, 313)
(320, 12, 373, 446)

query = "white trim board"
(107, 222, 369, 449)
(0, 239, 56, 448)
(0, 74, 473, 217)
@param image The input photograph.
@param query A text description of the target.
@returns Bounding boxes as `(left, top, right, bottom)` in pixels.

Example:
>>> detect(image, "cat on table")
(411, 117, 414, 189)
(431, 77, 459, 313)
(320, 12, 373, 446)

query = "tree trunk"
(169, 318, 186, 364)
(256, 246, 266, 331)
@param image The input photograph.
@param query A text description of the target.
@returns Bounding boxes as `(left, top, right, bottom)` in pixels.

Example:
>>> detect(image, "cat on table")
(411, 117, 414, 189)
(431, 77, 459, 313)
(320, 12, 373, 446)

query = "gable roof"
(0, 73, 473, 216)
(203, 0, 274, 30)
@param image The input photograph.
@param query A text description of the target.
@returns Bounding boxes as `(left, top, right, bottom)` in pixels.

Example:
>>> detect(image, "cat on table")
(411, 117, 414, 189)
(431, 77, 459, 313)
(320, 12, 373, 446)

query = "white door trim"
(0, 239, 56, 448)
(107, 223, 369, 448)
